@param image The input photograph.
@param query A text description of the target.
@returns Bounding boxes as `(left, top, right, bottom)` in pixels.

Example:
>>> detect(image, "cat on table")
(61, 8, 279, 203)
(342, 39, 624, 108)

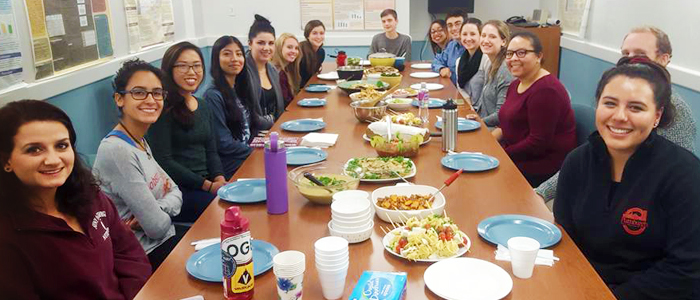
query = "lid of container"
(224, 206, 250, 229)
(264, 132, 285, 151)
(442, 98, 458, 110)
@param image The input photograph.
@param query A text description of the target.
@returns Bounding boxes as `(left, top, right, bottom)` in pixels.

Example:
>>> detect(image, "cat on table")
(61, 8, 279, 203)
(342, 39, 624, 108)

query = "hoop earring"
(3, 166, 11, 172)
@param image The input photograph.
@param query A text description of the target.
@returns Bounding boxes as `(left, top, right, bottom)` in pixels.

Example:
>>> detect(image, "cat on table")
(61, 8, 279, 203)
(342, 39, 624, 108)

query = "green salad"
(345, 157, 414, 180)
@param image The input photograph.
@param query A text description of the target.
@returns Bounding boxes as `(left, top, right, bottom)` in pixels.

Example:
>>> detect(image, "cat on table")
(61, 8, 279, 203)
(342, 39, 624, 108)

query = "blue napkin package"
(349, 271, 407, 300)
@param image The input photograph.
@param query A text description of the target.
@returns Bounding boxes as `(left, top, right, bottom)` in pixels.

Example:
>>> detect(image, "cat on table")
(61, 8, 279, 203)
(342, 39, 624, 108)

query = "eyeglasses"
(173, 63, 204, 74)
(119, 88, 167, 100)
(506, 49, 537, 59)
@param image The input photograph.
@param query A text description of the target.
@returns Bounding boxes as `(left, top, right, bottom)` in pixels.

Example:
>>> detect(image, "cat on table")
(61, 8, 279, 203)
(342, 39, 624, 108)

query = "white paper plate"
(343, 157, 416, 182)
(360, 60, 371, 66)
(410, 83, 444, 91)
(318, 72, 339, 80)
(362, 134, 431, 145)
(382, 226, 470, 262)
(424, 257, 513, 300)
(410, 72, 440, 79)
(411, 63, 432, 69)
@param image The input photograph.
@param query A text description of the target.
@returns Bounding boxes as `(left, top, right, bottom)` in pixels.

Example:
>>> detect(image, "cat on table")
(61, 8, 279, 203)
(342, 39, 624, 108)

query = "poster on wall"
(558, 0, 591, 37)
(333, 0, 363, 30)
(300, 0, 333, 31)
(363, 0, 394, 30)
(0, 0, 23, 90)
(24, 0, 114, 79)
(124, 0, 175, 53)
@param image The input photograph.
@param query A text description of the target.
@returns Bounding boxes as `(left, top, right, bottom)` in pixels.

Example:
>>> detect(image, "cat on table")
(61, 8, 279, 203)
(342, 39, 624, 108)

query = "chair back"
(572, 103, 596, 146)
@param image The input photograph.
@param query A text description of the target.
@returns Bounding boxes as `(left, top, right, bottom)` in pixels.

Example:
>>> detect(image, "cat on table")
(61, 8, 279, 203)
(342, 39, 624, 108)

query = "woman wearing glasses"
(245, 14, 285, 124)
(93, 59, 185, 270)
(428, 20, 448, 55)
(492, 32, 575, 186)
(147, 42, 225, 222)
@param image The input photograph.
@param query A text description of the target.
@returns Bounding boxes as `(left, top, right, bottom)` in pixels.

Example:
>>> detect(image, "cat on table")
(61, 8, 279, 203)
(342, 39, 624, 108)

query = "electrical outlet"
(228, 5, 235, 17)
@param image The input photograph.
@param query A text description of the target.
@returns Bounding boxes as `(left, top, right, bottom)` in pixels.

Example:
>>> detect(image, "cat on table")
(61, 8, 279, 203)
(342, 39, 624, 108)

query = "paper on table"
(300, 132, 338, 148)
(495, 244, 558, 266)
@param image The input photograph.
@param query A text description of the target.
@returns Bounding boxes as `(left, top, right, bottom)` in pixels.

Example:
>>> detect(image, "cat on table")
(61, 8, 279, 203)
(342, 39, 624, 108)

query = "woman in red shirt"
(493, 31, 576, 186)
(0, 100, 151, 299)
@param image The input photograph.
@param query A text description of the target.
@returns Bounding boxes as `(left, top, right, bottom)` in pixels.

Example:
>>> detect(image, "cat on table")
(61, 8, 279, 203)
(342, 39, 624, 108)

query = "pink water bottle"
(264, 132, 288, 214)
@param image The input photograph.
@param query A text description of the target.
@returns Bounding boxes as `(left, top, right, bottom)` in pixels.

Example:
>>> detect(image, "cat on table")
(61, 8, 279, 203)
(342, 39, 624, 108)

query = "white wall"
(199, 1, 410, 46)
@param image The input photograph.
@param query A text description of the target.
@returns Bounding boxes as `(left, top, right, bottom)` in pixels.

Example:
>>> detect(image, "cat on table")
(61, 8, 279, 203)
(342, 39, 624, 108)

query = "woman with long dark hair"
(93, 59, 186, 271)
(205, 36, 258, 177)
(147, 41, 225, 222)
(554, 57, 700, 299)
(245, 14, 285, 123)
(0, 100, 150, 299)
(428, 19, 448, 55)
(299, 19, 326, 88)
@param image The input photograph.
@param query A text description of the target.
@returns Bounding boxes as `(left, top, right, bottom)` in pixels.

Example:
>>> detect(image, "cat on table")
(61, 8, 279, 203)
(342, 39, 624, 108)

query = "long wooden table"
(135, 62, 615, 299)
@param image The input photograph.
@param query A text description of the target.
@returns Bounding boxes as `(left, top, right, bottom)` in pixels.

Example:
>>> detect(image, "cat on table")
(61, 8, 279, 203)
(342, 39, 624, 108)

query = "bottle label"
(222, 231, 254, 293)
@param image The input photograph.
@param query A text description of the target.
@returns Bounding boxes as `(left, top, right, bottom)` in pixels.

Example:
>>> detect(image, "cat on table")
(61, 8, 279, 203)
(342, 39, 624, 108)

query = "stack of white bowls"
(315, 236, 350, 299)
(329, 197, 374, 243)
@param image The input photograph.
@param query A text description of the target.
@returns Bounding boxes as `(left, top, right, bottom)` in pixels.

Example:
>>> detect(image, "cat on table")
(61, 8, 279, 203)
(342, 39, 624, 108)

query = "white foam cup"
(507, 236, 541, 279)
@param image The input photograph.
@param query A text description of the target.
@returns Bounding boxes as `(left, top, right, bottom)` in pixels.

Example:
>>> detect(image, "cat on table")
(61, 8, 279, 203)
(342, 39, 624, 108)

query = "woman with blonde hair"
(272, 33, 302, 106)
(469, 20, 512, 127)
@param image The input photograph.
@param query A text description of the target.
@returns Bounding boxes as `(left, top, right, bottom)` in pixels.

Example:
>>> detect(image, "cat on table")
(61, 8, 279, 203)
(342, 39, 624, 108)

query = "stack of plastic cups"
(273, 251, 306, 300)
(314, 236, 350, 299)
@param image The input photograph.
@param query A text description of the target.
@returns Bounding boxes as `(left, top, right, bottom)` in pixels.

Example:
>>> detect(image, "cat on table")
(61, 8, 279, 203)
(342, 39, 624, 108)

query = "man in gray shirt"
(369, 8, 412, 59)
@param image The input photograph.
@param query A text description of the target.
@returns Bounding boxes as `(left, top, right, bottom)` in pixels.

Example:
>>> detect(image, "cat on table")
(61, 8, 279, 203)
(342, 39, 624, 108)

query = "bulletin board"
(24, 0, 114, 79)
(300, 0, 395, 31)
(124, 0, 175, 53)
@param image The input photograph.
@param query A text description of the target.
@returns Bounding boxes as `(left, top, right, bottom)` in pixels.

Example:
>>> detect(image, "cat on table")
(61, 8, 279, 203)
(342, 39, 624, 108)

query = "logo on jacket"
(620, 207, 648, 235)
(92, 211, 110, 240)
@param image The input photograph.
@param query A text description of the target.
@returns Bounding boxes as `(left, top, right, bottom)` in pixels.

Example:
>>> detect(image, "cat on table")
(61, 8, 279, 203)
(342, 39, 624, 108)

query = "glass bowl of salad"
(289, 162, 361, 205)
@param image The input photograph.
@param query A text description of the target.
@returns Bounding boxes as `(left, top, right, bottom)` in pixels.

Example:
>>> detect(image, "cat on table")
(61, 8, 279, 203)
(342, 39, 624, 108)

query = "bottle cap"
(264, 132, 285, 151)
(442, 98, 457, 110)
(224, 206, 250, 228)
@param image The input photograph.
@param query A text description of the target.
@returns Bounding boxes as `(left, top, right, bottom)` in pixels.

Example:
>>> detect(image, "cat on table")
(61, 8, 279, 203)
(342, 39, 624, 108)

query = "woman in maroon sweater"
(493, 32, 576, 186)
(0, 100, 151, 299)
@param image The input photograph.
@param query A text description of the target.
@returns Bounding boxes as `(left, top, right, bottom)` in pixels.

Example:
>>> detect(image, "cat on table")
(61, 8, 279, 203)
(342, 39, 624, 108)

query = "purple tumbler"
(264, 132, 289, 214)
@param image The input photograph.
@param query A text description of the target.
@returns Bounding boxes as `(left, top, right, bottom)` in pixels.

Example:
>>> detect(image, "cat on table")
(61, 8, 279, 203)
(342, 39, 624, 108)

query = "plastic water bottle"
(221, 206, 254, 299)
(442, 99, 458, 152)
(264, 132, 288, 214)
(418, 82, 430, 128)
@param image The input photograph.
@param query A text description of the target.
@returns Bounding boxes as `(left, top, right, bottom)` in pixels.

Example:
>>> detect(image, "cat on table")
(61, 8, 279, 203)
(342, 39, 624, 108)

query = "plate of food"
(363, 133, 431, 145)
(390, 112, 423, 127)
(391, 87, 419, 98)
(383, 215, 471, 262)
(338, 80, 388, 94)
(371, 184, 446, 222)
(343, 157, 416, 182)
(349, 88, 384, 102)
(365, 65, 399, 75)
(386, 98, 413, 110)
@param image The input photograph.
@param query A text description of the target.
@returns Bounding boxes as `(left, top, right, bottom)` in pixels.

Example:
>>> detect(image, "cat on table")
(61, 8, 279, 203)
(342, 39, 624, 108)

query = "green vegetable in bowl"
(316, 176, 347, 186)
(381, 72, 401, 77)
(347, 57, 361, 66)
(375, 81, 386, 89)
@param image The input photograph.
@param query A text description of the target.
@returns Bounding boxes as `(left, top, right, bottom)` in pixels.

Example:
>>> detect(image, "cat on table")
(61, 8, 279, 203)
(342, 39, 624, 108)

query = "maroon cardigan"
(0, 192, 151, 300)
(498, 74, 576, 176)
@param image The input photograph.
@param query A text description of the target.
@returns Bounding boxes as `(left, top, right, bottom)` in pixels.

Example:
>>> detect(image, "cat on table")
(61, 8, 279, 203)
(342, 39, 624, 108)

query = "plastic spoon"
(303, 172, 335, 193)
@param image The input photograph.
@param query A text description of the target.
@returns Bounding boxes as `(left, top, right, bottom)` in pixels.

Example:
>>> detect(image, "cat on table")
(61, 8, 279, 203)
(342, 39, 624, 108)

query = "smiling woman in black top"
(554, 57, 700, 300)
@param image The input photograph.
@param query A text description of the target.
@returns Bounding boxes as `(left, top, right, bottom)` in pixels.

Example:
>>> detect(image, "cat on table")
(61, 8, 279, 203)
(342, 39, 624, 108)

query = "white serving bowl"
(386, 98, 413, 111)
(328, 220, 374, 243)
(331, 209, 372, 224)
(331, 198, 371, 218)
(331, 217, 371, 231)
(371, 184, 446, 223)
(332, 190, 370, 203)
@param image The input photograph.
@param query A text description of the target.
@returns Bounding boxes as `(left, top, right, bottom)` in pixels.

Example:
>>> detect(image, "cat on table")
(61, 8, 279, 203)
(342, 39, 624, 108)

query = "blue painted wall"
(558, 48, 700, 153)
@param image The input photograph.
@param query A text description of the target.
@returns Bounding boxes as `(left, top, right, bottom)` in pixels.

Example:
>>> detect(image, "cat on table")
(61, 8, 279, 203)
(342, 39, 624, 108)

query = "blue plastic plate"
(286, 147, 327, 166)
(218, 179, 266, 203)
(412, 98, 446, 109)
(441, 153, 499, 172)
(477, 214, 562, 248)
(185, 240, 279, 282)
(435, 119, 481, 132)
(297, 98, 326, 107)
(305, 85, 331, 93)
(280, 119, 326, 132)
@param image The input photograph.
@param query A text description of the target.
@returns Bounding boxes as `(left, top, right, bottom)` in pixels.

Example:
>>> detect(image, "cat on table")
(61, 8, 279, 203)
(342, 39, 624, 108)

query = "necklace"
(118, 121, 151, 159)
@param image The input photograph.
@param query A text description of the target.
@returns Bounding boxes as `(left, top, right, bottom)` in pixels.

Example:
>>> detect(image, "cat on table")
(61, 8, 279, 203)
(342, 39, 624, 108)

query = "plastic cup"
(508, 236, 541, 279)
(275, 271, 304, 300)
(314, 236, 349, 255)
(273, 251, 306, 277)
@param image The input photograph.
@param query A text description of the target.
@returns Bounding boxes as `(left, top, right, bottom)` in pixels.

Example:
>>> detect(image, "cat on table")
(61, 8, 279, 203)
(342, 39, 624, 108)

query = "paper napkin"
(495, 244, 559, 266)
(300, 132, 339, 148)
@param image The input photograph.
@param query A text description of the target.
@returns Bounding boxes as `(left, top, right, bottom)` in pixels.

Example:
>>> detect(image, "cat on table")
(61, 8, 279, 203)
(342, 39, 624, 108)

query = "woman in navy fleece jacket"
(0, 100, 151, 300)
(554, 57, 700, 300)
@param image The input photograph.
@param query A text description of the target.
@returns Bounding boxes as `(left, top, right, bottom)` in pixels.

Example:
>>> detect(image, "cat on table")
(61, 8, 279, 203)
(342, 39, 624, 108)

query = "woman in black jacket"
(554, 56, 700, 300)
